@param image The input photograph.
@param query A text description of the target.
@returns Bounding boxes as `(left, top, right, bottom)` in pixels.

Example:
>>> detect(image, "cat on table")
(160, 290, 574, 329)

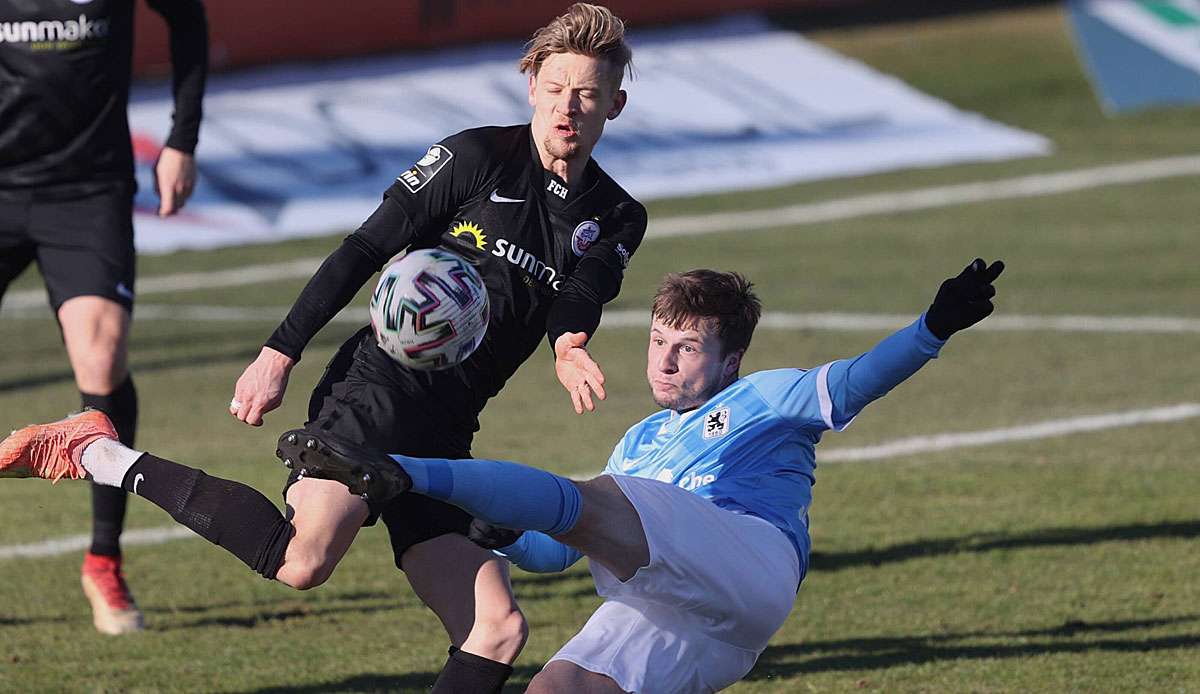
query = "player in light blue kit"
(277, 258, 1004, 693)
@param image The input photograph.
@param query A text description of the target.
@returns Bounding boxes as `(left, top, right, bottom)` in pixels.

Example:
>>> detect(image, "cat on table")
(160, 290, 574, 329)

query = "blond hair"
(519, 3, 633, 84)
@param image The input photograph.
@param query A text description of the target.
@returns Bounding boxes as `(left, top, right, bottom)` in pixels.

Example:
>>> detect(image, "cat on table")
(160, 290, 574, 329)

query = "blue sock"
(390, 455, 582, 536)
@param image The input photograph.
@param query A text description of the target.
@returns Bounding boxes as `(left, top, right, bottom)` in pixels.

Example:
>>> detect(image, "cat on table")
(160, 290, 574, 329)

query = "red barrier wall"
(133, 0, 842, 76)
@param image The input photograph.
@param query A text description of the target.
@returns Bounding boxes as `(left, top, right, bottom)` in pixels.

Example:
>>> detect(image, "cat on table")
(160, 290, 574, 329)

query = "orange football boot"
(0, 409, 117, 483)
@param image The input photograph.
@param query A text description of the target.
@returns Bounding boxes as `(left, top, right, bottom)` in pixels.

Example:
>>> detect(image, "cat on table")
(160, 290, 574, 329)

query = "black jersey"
(0, 0, 207, 189)
(267, 124, 647, 427)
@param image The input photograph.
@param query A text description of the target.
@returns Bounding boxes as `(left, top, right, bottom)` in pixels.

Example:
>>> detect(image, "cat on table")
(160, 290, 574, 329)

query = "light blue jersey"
(603, 317, 945, 573)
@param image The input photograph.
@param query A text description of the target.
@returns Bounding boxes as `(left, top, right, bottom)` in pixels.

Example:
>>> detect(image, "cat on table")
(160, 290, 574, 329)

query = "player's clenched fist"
(924, 258, 1005, 340)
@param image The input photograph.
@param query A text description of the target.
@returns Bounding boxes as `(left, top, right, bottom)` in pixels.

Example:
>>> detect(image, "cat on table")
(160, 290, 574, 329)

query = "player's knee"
(471, 606, 528, 662)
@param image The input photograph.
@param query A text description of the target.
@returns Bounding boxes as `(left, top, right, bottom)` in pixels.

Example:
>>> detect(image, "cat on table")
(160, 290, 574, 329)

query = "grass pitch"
(2, 5, 1199, 692)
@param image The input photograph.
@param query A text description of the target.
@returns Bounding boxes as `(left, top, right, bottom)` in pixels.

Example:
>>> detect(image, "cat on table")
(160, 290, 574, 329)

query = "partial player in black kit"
(0, 0, 207, 635)
(1, 4, 644, 692)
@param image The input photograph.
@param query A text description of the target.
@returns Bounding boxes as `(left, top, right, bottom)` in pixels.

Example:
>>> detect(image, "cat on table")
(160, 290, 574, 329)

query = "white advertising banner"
(128, 16, 1049, 254)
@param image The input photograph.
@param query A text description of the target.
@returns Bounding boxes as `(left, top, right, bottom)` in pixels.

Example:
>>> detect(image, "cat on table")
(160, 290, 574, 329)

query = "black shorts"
(0, 181, 136, 312)
(284, 326, 481, 569)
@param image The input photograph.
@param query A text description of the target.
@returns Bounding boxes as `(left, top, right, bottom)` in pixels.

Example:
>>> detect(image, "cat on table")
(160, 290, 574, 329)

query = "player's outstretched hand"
(924, 258, 1005, 340)
(554, 332, 607, 415)
(230, 346, 295, 427)
(466, 518, 524, 550)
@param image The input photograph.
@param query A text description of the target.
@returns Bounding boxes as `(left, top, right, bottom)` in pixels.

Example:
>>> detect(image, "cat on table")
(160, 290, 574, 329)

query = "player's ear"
(607, 89, 627, 120)
(527, 73, 538, 107)
(723, 349, 743, 379)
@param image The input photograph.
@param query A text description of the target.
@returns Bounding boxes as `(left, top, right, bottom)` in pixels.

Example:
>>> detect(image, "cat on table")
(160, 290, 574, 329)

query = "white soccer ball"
(369, 248, 490, 370)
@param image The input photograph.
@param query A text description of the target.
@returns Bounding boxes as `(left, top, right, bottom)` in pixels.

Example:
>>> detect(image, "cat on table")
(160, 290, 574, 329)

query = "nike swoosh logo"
(490, 189, 525, 204)
(133, 473, 144, 495)
(116, 282, 135, 300)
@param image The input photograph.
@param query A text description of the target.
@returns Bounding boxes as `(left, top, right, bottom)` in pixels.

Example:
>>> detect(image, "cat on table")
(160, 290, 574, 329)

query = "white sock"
(81, 438, 143, 488)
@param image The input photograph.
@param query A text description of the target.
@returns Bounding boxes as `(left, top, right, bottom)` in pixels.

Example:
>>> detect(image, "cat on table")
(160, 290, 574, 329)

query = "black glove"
(924, 258, 1005, 340)
(466, 518, 524, 550)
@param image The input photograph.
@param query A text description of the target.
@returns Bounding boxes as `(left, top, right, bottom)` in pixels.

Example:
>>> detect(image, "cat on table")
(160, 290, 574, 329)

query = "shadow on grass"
(0, 615, 71, 627)
(811, 520, 1200, 572)
(231, 665, 540, 694)
(143, 590, 394, 616)
(749, 614, 1200, 680)
(148, 593, 406, 631)
(0, 332, 348, 393)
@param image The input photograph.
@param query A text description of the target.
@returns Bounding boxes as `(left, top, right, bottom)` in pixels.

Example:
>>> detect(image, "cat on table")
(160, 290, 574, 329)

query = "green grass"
(3, 5, 1200, 692)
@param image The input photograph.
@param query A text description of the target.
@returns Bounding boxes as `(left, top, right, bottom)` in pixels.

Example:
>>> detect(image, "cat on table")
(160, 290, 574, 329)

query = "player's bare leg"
(554, 476, 648, 582)
(58, 296, 129, 396)
(274, 477, 368, 589)
(276, 430, 525, 689)
(404, 534, 527, 692)
(282, 430, 651, 579)
(59, 296, 143, 635)
(528, 660, 626, 694)
(403, 534, 528, 661)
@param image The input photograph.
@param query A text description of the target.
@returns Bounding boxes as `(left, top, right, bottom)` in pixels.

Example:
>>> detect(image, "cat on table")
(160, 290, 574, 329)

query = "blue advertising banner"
(1068, 0, 1200, 113)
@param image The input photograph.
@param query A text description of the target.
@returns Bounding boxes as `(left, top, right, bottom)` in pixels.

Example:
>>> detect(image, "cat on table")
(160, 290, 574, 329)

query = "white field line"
(4, 259, 324, 311)
(3, 402, 1198, 561)
(5, 154, 1200, 310)
(0, 526, 194, 560)
(649, 154, 1200, 238)
(5, 304, 1199, 335)
(820, 403, 1200, 463)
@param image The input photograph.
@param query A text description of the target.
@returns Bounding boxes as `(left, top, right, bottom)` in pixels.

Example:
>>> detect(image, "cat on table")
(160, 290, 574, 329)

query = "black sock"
(88, 485, 127, 557)
(122, 453, 293, 579)
(430, 645, 514, 694)
(82, 377, 137, 557)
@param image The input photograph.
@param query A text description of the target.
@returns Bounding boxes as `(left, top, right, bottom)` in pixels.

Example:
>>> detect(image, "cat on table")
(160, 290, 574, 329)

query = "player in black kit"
(0, 0, 207, 635)
(0, 4, 642, 692)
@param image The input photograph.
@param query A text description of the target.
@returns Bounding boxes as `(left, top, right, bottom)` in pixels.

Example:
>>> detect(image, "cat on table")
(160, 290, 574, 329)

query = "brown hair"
(652, 270, 762, 356)
(519, 3, 634, 85)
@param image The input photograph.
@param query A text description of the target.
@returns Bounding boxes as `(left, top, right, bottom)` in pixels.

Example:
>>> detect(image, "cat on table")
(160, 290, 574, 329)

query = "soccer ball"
(369, 248, 490, 370)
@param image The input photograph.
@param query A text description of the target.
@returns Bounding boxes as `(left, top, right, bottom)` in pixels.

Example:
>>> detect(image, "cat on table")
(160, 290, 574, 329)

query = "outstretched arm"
(823, 258, 1004, 427)
(230, 201, 412, 425)
(231, 133, 492, 425)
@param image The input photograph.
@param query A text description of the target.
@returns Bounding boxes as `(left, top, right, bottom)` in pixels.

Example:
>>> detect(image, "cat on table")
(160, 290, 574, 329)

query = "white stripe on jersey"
(817, 363, 835, 430)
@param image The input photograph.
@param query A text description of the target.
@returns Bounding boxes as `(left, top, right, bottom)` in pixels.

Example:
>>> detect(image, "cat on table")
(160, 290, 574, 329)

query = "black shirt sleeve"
(546, 200, 648, 346)
(146, 0, 208, 154)
(264, 196, 417, 361)
(264, 132, 493, 361)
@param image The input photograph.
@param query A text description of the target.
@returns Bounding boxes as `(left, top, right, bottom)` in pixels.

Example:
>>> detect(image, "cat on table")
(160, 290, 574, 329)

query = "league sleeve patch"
(397, 144, 454, 193)
(571, 220, 601, 257)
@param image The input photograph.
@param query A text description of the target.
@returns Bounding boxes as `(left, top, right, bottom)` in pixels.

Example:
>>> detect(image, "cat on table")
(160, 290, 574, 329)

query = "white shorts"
(548, 474, 801, 693)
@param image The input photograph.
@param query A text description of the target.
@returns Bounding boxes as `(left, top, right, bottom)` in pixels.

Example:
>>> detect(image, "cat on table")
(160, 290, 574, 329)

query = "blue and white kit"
(498, 316, 946, 692)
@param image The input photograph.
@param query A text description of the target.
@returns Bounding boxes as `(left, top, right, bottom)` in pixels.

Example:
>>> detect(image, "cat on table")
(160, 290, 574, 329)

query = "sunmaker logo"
(491, 239, 563, 291)
(449, 219, 564, 290)
(0, 15, 110, 45)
